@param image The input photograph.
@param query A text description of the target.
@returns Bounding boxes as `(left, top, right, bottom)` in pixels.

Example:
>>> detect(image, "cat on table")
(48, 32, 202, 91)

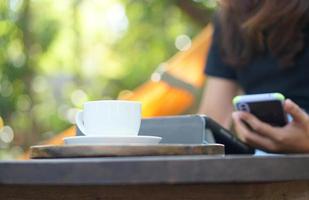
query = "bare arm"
(198, 76, 239, 129)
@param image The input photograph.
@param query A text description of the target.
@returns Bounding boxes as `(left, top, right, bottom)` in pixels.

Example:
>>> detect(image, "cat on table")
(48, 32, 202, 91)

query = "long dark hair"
(218, 0, 309, 68)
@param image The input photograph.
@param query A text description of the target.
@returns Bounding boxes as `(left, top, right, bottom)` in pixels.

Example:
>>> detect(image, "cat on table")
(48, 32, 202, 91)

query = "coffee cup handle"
(75, 111, 86, 135)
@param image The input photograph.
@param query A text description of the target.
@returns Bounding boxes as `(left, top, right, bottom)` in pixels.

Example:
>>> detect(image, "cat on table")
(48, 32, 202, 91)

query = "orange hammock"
(122, 25, 213, 116)
(20, 25, 213, 159)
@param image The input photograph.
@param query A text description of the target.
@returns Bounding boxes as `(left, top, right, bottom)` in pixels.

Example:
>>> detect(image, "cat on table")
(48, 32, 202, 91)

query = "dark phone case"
(236, 100, 287, 127)
(204, 116, 255, 154)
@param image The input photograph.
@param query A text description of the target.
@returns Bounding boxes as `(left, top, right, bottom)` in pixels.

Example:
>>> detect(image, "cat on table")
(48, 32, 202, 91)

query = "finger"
(232, 112, 279, 151)
(284, 99, 309, 123)
(236, 111, 280, 140)
(232, 112, 248, 141)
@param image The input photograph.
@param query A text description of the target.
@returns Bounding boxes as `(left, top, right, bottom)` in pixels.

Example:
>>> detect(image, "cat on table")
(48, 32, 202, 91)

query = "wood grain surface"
(1, 181, 309, 200)
(30, 144, 224, 158)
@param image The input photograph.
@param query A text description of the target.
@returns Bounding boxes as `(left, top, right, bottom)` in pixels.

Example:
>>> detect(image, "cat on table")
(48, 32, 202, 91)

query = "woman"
(199, 0, 309, 153)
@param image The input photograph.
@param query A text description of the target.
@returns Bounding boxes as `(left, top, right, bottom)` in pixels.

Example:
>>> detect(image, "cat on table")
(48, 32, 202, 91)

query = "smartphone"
(233, 93, 288, 127)
(204, 116, 255, 154)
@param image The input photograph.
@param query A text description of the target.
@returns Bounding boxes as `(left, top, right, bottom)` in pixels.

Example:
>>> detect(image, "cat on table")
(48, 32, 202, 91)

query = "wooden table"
(1, 155, 309, 199)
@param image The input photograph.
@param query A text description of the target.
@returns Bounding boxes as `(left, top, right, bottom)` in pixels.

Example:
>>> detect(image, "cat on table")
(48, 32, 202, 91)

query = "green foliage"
(0, 0, 215, 159)
(114, 0, 200, 90)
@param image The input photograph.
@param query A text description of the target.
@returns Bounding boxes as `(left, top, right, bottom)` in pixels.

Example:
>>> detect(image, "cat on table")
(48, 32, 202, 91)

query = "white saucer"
(63, 136, 162, 145)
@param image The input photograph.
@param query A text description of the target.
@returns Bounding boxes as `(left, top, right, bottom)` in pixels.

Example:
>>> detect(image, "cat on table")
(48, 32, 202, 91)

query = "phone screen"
(240, 100, 287, 127)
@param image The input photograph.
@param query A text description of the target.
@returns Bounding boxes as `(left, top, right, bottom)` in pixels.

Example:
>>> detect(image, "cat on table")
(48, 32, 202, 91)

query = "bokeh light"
(70, 89, 89, 107)
(32, 76, 48, 93)
(66, 108, 80, 124)
(175, 34, 192, 51)
(0, 126, 14, 144)
(17, 95, 31, 111)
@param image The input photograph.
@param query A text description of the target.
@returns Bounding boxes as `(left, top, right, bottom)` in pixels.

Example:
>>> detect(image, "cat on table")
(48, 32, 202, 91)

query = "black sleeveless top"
(205, 19, 309, 111)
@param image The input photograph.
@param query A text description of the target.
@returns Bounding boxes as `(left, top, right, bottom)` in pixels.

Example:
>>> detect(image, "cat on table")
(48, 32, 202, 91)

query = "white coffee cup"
(75, 100, 141, 136)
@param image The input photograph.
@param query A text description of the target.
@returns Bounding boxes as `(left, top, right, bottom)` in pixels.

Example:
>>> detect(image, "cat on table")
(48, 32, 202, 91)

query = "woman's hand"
(232, 99, 309, 153)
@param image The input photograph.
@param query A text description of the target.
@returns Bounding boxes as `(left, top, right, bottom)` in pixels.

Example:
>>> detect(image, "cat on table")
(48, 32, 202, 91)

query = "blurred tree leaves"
(0, 0, 215, 158)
